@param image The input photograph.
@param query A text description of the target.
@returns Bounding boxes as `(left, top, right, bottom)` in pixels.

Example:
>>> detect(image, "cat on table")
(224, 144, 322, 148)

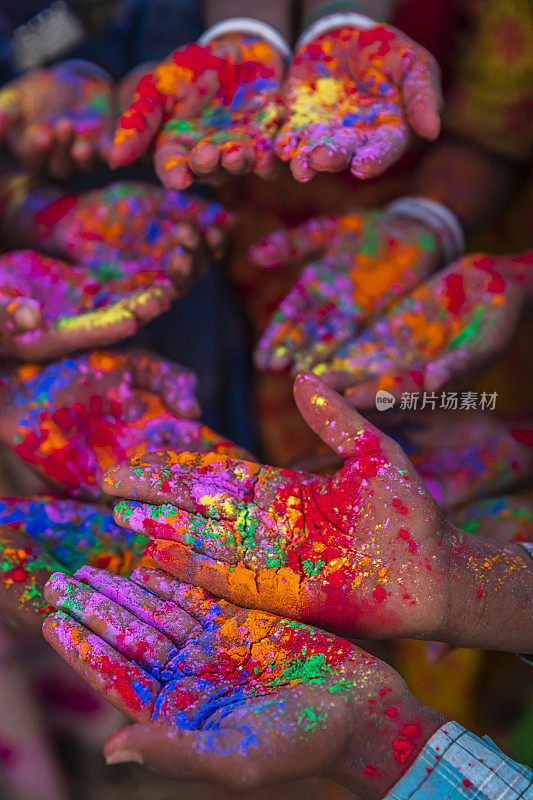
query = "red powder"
(373, 585, 387, 603)
(444, 273, 465, 315)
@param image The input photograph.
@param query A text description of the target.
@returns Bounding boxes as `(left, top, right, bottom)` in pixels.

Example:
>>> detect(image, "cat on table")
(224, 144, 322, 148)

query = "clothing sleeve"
(443, 0, 533, 161)
(384, 721, 533, 800)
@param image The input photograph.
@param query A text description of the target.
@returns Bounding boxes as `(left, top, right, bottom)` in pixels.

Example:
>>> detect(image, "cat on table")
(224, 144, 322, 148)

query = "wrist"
(383, 196, 465, 266)
(438, 527, 533, 652)
(334, 682, 445, 800)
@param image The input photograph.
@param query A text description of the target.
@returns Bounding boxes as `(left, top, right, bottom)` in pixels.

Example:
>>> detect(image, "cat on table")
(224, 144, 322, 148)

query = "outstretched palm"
(43, 565, 429, 792)
(105, 373, 454, 639)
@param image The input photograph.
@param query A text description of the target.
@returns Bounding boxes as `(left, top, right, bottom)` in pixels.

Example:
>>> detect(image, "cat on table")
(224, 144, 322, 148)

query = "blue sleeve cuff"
(384, 721, 533, 800)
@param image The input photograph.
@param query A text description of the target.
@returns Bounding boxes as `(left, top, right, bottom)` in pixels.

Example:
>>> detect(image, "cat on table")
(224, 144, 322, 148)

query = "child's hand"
(104, 372, 454, 640)
(43, 566, 443, 795)
(0, 251, 176, 360)
(33, 181, 233, 287)
(311, 253, 525, 405)
(110, 36, 286, 187)
(0, 63, 113, 178)
(276, 24, 441, 182)
(0, 350, 250, 500)
(0, 496, 151, 635)
(251, 211, 439, 370)
(105, 373, 532, 653)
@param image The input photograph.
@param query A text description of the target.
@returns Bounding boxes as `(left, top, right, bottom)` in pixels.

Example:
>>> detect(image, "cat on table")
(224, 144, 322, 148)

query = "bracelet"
(295, 11, 376, 51)
(383, 196, 465, 264)
(301, 1, 388, 31)
(198, 17, 292, 60)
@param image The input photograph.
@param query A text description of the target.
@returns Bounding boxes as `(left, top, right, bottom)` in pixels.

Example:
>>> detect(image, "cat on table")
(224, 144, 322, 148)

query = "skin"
(15, 181, 233, 287)
(104, 373, 533, 652)
(426, 493, 533, 663)
(0, 350, 250, 501)
(251, 210, 440, 370)
(110, 35, 287, 187)
(0, 496, 152, 635)
(309, 253, 526, 405)
(43, 566, 444, 798)
(0, 64, 113, 179)
(276, 25, 441, 182)
(0, 250, 176, 361)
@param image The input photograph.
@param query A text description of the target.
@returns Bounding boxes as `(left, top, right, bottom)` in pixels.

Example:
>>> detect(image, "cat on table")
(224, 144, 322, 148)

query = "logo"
(375, 390, 395, 411)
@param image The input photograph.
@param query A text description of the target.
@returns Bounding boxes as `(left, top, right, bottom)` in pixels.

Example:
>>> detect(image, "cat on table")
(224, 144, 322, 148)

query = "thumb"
(104, 724, 260, 789)
(293, 371, 403, 462)
(0, 292, 44, 334)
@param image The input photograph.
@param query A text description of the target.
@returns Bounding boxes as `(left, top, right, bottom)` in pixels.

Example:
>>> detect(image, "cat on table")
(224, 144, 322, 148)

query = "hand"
(311, 253, 525, 405)
(383, 411, 533, 510)
(105, 373, 533, 652)
(30, 181, 233, 287)
(0, 250, 176, 360)
(251, 210, 440, 370)
(110, 36, 286, 187)
(0, 63, 113, 178)
(0, 495, 151, 635)
(0, 350, 250, 500)
(276, 24, 441, 182)
(43, 565, 443, 796)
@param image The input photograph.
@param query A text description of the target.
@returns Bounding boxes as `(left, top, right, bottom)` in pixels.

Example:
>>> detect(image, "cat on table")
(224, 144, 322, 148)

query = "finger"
(5, 284, 175, 361)
(150, 540, 302, 620)
(126, 351, 200, 418)
(188, 142, 221, 175)
(130, 566, 235, 622)
(113, 500, 246, 562)
(154, 137, 194, 190)
(399, 47, 442, 140)
(350, 124, 409, 179)
(220, 141, 255, 175)
(252, 145, 279, 180)
(0, 293, 44, 334)
(110, 73, 164, 167)
(293, 371, 404, 460)
(103, 451, 259, 513)
(308, 142, 353, 173)
(103, 724, 263, 786)
(44, 573, 177, 673)
(43, 610, 159, 722)
(76, 566, 198, 645)
(289, 151, 315, 182)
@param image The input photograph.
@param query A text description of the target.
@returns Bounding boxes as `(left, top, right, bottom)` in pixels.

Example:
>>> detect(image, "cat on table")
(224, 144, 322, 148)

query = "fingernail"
(105, 749, 144, 766)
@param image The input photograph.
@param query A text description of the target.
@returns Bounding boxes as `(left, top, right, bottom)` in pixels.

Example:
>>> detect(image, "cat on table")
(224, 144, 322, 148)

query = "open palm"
(105, 373, 454, 640)
(43, 565, 432, 793)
